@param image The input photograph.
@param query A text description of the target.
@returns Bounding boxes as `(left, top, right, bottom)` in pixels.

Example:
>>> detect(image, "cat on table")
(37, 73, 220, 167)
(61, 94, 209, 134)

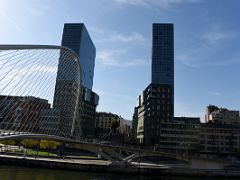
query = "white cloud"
(176, 52, 240, 68)
(0, 10, 24, 34)
(88, 26, 105, 35)
(115, 0, 148, 6)
(0, 64, 57, 94)
(109, 32, 145, 43)
(96, 49, 147, 67)
(24, 3, 50, 16)
(114, 0, 202, 9)
(89, 26, 146, 44)
(96, 49, 126, 66)
(209, 91, 221, 96)
(29, 65, 58, 74)
(95, 31, 146, 45)
(0, 50, 58, 97)
(201, 25, 239, 46)
(26, 7, 46, 16)
(176, 24, 240, 68)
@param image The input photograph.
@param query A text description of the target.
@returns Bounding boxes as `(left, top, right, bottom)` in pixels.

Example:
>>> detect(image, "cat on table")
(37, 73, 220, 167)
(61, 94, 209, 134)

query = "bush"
(0, 140, 16, 146)
(40, 140, 61, 150)
(21, 139, 38, 148)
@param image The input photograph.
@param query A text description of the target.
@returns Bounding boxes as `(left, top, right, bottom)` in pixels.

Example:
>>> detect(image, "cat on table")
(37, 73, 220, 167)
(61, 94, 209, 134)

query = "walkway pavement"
(0, 154, 111, 166)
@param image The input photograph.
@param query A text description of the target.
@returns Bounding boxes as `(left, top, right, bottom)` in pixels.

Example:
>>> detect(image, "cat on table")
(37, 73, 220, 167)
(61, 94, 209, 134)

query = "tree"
(21, 139, 38, 148)
(111, 120, 120, 133)
(0, 140, 16, 146)
(40, 140, 61, 150)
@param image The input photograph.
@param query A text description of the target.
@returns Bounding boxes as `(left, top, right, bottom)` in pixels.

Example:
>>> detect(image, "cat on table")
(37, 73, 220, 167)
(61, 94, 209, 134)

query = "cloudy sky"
(0, 0, 240, 121)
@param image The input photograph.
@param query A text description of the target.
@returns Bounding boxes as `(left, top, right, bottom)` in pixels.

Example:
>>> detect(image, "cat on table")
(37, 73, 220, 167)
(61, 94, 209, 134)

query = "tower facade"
(53, 23, 98, 139)
(151, 23, 174, 105)
(61, 23, 98, 138)
(61, 23, 96, 90)
(53, 49, 81, 138)
(136, 23, 174, 146)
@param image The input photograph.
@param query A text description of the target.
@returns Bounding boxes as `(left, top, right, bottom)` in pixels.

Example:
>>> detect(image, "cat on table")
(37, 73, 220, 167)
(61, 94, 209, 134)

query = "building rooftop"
(201, 122, 240, 129)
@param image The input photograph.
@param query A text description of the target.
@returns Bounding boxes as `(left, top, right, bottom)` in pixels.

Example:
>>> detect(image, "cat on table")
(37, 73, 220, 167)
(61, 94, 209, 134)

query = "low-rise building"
(39, 109, 60, 135)
(78, 87, 99, 138)
(95, 112, 122, 140)
(205, 105, 240, 125)
(199, 123, 240, 154)
(132, 105, 139, 140)
(136, 91, 145, 144)
(119, 117, 131, 135)
(159, 117, 200, 154)
(136, 84, 174, 146)
(0, 95, 50, 133)
(95, 112, 120, 130)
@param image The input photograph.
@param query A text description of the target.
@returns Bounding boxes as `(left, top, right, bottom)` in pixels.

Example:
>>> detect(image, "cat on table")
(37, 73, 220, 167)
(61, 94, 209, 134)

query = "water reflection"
(0, 165, 230, 180)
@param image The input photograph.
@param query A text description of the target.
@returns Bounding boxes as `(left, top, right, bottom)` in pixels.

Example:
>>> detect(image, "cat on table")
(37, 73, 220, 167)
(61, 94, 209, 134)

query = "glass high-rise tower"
(151, 23, 174, 85)
(61, 23, 96, 90)
(53, 23, 99, 139)
(136, 23, 174, 146)
(151, 23, 174, 105)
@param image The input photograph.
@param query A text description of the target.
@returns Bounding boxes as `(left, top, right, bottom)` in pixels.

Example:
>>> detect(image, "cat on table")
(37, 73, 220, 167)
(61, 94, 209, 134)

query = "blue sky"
(0, 0, 240, 121)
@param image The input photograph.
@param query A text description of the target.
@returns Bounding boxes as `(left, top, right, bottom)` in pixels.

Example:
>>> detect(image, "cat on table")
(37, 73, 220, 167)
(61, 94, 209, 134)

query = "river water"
(0, 165, 227, 180)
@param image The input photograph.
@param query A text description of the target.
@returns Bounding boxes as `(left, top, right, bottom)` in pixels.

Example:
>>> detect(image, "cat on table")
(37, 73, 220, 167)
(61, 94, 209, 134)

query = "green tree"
(40, 140, 61, 150)
(0, 140, 16, 145)
(21, 139, 38, 148)
(111, 120, 120, 132)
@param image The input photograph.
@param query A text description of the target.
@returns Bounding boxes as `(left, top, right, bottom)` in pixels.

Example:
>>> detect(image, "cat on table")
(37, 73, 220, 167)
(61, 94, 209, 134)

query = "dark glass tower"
(61, 23, 98, 138)
(151, 23, 174, 105)
(61, 23, 96, 90)
(151, 23, 174, 85)
(136, 23, 174, 146)
(53, 23, 99, 139)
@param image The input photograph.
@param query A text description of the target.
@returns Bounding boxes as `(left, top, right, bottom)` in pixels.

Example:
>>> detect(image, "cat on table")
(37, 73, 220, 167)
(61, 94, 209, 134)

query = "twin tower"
(53, 23, 174, 143)
(53, 23, 98, 139)
(135, 23, 174, 145)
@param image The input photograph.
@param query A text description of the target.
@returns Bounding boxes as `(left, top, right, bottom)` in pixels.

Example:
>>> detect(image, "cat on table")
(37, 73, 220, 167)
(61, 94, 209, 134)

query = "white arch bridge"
(0, 44, 82, 140)
(0, 45, 189, 164)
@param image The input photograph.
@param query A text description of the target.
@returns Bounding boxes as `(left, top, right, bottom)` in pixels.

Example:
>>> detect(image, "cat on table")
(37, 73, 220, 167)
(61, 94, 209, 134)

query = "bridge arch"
(0, 45, 83, 140)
